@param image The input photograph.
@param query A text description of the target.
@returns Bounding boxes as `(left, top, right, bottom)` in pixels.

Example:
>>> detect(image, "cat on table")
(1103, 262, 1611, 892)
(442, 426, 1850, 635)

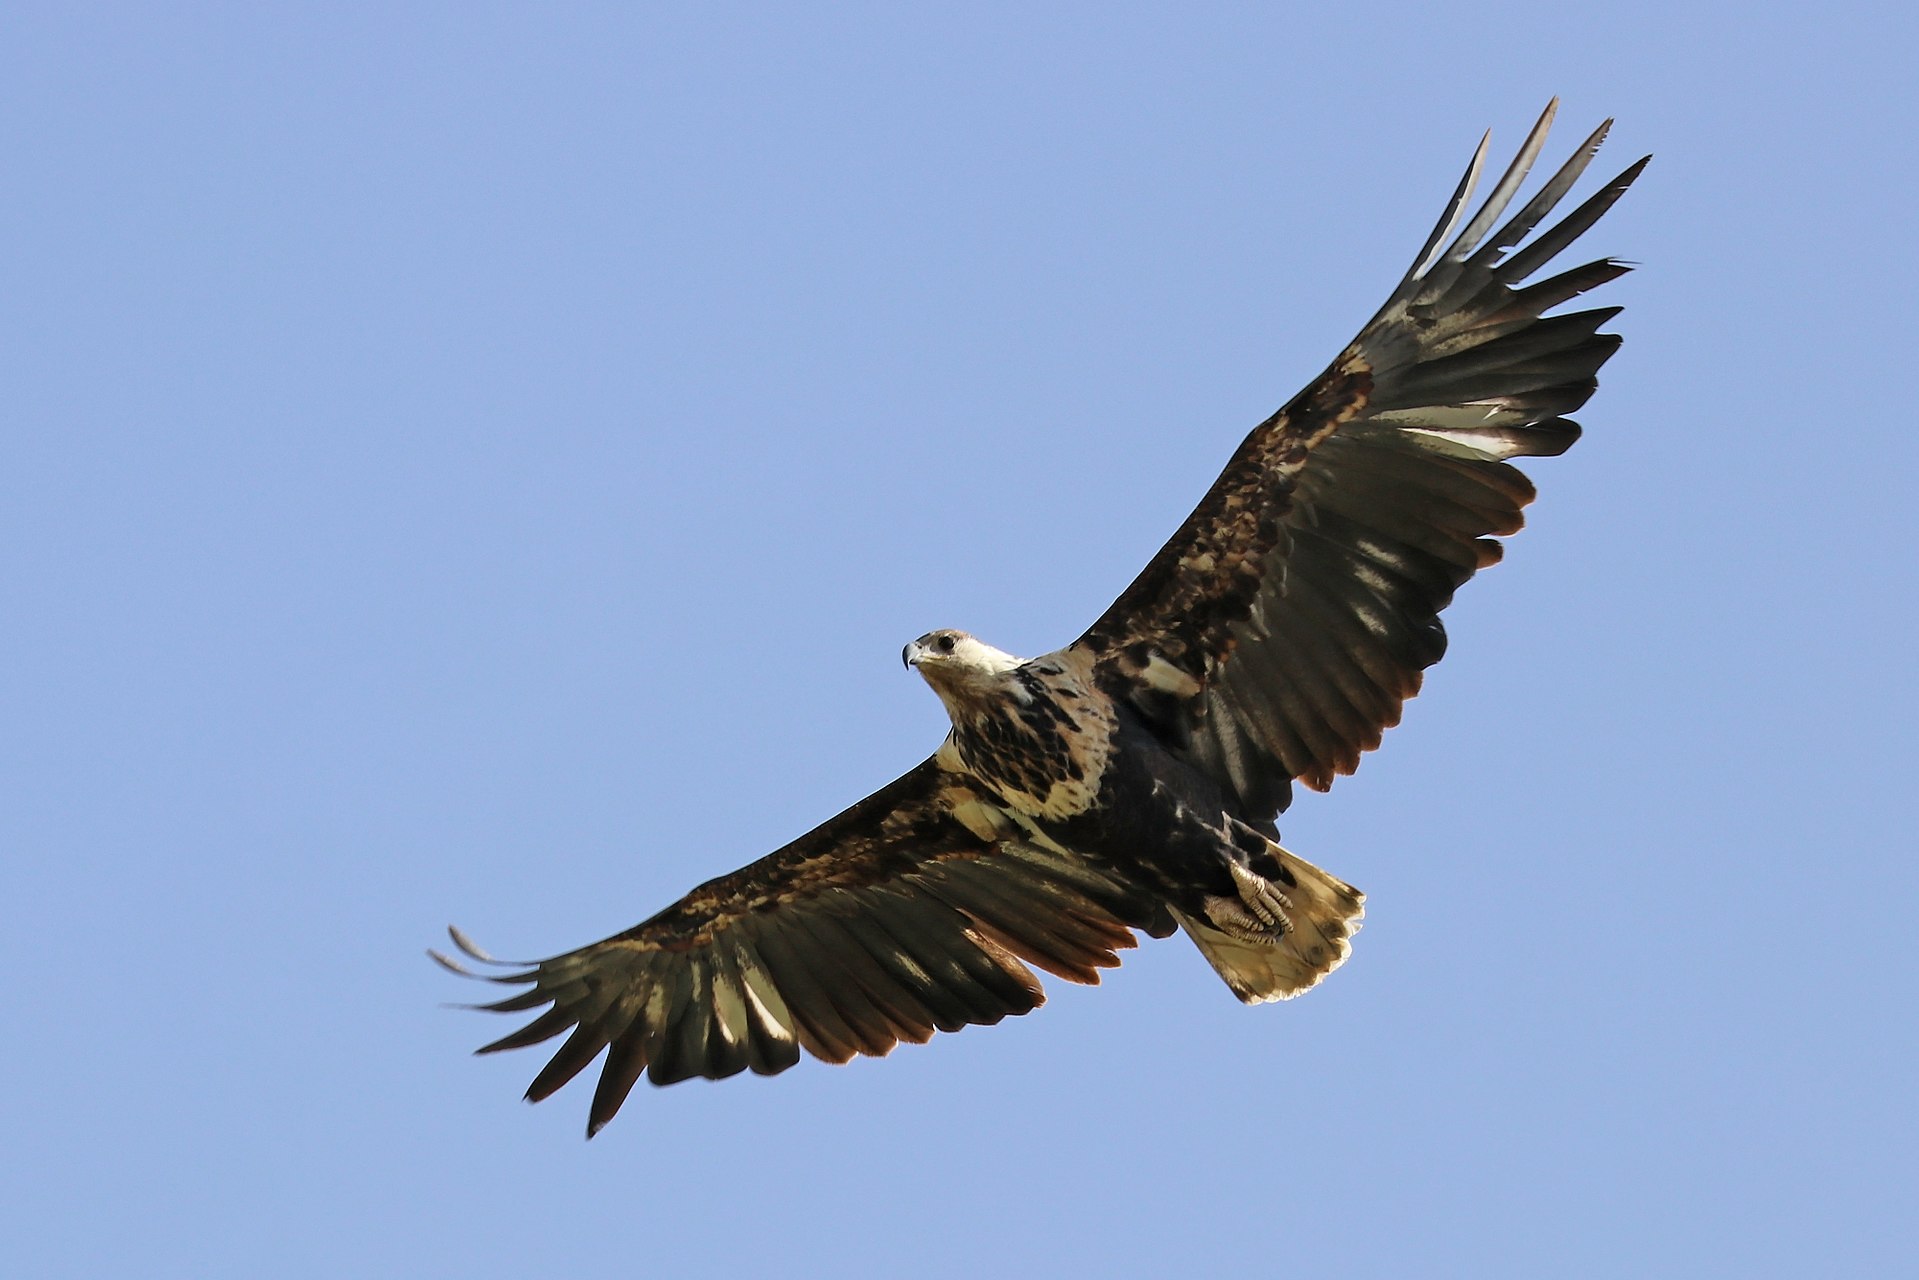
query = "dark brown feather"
(442, 758, 1157, 1133)
(1074, 119, 1643, 821)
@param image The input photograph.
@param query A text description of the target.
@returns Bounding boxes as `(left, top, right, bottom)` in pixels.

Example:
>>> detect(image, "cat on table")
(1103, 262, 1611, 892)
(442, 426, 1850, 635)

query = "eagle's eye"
(937, 634, 957, 653)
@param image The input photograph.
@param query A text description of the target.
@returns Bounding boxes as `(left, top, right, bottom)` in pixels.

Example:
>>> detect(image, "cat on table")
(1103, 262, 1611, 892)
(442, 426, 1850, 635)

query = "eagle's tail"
(1173, 845, 1364, 1004)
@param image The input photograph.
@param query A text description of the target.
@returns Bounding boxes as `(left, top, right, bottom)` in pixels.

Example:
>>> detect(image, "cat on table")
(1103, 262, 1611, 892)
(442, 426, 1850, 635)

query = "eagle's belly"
(943, 680, 1271, 909)
(1042, 721, 1280, 906)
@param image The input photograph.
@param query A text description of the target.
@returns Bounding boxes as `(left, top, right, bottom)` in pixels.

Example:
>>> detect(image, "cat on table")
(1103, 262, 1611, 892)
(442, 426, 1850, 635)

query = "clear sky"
(5, 4, 1914, 1277)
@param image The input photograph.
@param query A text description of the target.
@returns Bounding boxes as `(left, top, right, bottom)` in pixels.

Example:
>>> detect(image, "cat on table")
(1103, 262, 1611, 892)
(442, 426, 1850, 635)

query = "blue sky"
(5, 4, 1915, 1276)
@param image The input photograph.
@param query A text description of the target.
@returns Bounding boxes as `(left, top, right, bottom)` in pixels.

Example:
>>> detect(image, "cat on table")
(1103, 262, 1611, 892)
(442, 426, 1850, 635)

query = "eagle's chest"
(941, 671, 1115, 822)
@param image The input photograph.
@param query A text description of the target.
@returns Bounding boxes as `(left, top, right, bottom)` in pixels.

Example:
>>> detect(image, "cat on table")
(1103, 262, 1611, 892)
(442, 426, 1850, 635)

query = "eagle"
(435, 102, 1645, 1135)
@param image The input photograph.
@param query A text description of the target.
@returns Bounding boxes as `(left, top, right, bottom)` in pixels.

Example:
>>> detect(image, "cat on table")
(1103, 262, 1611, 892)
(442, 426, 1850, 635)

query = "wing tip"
(446, 924, 493, 962)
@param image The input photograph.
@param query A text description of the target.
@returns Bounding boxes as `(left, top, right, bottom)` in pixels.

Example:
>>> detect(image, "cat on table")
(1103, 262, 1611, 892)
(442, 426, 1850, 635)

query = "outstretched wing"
(435, 757, 1164, 1135)
(1075, 102, 1645, 821)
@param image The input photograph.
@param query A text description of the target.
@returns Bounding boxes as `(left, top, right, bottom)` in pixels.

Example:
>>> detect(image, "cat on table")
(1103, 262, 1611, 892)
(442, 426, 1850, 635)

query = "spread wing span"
(1076, 100, 1645, 820)
(438, 103, 1642, 1135)
(434, 759, 1165, 1135)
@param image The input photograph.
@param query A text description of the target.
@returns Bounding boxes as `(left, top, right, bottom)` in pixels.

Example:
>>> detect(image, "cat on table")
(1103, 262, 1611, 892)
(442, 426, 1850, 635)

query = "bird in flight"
(436, 101, 1645, 1136)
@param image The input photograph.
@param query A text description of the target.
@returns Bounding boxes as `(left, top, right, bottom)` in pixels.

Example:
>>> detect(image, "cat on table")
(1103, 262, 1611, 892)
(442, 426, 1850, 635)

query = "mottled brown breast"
(938, 650, 1116, 821)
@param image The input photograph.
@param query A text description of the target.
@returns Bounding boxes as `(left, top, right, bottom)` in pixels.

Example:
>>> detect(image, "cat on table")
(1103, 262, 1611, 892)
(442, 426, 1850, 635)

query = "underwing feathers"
(437, 105, 1641, 1135)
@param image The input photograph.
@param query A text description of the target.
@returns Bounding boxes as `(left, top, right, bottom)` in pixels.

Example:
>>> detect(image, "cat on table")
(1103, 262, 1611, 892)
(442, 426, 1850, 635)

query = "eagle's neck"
(914, 637, 1025, 722)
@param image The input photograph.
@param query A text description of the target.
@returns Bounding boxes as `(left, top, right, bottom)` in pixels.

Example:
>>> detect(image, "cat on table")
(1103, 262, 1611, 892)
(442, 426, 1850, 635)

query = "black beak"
(902, 642, 915, 669)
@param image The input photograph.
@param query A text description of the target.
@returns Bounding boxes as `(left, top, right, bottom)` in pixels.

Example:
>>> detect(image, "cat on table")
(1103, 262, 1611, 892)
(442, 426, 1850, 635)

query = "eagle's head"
(904, 630, 1024, 705)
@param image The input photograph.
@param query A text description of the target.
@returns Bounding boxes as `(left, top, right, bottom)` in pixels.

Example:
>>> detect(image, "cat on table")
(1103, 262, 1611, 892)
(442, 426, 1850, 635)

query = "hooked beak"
(902, 640, 921, 669)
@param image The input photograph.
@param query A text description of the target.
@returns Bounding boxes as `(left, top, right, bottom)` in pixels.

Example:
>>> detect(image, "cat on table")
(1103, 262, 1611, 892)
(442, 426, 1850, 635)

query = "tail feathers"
(1176, 845, 1364, 1004)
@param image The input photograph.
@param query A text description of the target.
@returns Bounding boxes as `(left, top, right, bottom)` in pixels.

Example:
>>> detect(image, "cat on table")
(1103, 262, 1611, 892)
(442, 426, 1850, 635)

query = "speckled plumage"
(437, 102, 1645, 1135)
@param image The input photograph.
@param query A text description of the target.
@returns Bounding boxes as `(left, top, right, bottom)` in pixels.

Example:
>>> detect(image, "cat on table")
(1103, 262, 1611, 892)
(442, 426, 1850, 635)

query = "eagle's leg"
(1200, 860, 1296, 942)
(1174, 837, 1364, 1002)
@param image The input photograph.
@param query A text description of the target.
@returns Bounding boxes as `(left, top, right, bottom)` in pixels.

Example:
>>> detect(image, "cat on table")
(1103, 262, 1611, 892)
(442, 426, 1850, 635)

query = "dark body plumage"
(958, 662, 1279, 915)
(436, 102, 1646, 1135)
